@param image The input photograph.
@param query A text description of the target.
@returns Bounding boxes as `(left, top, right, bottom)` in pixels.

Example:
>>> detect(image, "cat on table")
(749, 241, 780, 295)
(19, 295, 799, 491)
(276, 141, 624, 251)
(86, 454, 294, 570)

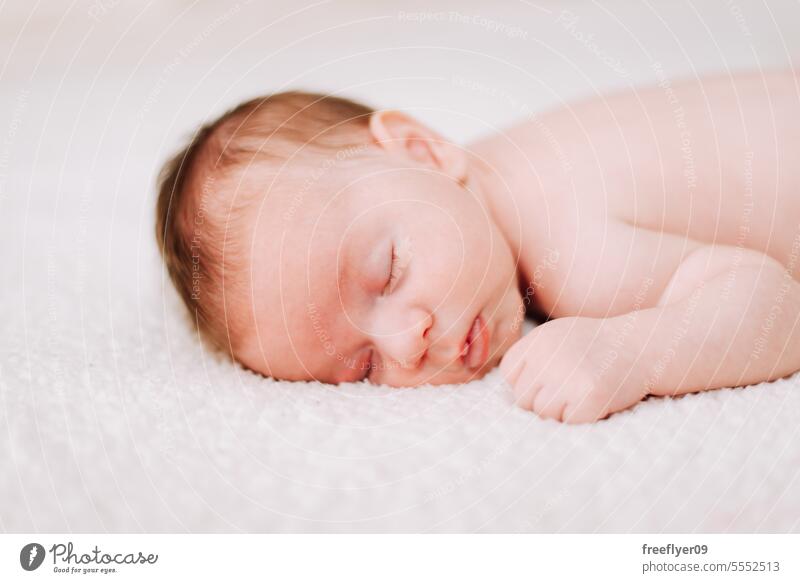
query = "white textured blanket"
(3, 211, 799, 532)
(2, 0, 799, 533)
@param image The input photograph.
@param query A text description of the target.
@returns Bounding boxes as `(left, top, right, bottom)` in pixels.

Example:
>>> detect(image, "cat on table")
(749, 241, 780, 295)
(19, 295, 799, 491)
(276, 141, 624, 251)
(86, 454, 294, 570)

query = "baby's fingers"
(533, 384, 567, 421)
(562, 389, 610, 424)
(509, 361, 546, 411)
(499, 334, 531, 386)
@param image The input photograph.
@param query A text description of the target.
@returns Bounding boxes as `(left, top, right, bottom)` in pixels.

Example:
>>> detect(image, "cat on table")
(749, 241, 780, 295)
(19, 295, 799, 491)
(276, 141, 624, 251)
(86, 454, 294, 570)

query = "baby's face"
(234, 160, 523, 386)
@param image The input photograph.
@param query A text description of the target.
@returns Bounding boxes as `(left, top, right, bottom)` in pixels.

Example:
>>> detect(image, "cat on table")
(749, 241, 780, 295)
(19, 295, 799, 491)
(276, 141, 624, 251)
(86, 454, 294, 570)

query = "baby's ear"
(368, 110, 467, 183)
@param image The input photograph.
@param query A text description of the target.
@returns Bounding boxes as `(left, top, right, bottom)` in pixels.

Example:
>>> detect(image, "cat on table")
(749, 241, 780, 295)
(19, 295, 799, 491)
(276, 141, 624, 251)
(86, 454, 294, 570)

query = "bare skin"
(233, 69, 800, 423)
(473, 69, 800, 422)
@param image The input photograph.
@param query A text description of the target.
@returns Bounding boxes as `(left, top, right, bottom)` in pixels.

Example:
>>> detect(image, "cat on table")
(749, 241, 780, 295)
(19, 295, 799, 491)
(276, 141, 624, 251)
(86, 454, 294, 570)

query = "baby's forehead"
(237, 182, 347, 284)
(242, 171, 361, 245)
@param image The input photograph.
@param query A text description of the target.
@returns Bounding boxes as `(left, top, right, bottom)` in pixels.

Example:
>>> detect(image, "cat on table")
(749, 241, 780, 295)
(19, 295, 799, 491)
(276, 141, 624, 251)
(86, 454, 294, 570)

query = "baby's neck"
(465, 139, 556, 293)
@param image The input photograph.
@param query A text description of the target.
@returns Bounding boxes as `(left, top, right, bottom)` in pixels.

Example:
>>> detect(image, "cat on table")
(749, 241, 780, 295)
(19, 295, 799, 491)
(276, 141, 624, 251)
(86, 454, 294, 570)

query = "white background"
(1, 1, 799, 534)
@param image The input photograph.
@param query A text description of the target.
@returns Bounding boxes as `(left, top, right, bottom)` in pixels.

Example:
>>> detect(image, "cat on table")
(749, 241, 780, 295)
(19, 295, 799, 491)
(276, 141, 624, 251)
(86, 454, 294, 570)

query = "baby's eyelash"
(383, 236, 412, 296)
(383, 247, 401, 295)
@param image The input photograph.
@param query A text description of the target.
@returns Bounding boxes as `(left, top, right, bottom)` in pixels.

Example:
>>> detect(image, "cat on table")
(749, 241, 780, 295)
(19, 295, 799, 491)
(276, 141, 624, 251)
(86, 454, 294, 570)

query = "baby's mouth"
(461, 315, 490, 371)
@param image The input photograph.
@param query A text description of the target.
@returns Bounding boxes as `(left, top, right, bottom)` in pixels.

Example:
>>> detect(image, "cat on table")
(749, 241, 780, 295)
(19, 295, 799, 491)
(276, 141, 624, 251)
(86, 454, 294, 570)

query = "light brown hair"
(155, 91, 374, 352)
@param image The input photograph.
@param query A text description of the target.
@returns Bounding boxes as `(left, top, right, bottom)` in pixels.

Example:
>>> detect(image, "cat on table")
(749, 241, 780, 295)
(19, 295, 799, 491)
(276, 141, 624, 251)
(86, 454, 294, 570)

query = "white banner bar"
(1, 534, 797, 582)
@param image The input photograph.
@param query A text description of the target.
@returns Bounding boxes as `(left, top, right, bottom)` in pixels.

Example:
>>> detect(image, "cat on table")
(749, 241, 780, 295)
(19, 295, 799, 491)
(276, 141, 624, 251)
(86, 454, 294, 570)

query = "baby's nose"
(369, 307, 432, 369)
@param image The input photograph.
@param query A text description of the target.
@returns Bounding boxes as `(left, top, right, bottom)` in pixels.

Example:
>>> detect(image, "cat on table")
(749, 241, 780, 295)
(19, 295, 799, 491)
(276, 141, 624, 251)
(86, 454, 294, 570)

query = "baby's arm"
(622, 245, 800, 395)
(501, 243, 800, 423)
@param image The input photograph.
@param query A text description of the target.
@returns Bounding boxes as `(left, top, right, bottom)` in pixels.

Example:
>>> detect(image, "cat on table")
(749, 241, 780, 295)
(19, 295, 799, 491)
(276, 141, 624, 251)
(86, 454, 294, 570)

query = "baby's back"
(474, 70, 800, 423)
(475, 69, 800, 280)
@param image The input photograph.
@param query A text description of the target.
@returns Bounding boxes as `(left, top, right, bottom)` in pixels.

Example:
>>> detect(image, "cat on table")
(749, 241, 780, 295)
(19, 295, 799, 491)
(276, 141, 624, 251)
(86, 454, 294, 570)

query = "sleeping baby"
(155, 69, 800, 423)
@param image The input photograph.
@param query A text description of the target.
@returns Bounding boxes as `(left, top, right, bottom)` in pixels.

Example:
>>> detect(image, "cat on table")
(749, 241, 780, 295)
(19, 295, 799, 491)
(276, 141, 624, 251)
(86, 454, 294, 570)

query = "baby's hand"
(499, 317, 647, 423)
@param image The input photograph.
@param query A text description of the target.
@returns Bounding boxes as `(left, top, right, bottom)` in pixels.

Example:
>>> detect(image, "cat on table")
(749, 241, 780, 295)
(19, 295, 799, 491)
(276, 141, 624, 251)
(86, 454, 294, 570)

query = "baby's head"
(156, 91, 523, 386)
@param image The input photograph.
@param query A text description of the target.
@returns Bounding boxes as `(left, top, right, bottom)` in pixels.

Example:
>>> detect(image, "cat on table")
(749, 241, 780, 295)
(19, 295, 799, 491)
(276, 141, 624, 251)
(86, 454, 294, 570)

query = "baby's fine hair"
(155, 91, 374, 351)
